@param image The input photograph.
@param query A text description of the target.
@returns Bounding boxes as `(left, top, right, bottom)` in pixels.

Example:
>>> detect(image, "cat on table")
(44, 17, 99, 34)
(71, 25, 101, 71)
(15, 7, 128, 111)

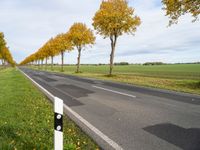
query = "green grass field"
(0, 68, 99, 149)
(31, 64, 200, 95)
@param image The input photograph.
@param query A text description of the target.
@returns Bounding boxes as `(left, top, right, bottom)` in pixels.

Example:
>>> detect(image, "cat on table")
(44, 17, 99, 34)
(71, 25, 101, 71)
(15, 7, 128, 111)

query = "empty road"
(20, 68, 200, 150)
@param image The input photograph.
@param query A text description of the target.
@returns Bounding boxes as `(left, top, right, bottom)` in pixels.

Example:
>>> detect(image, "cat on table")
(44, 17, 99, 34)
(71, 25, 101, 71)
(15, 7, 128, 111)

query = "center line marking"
(92, 85, 136, 98)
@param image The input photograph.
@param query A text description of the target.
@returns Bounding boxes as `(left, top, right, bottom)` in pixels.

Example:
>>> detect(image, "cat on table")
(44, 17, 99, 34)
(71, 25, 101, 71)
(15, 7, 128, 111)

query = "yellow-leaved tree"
(0, 32, 6, 65)
(36, 48, 47, 69)
(44, 38, 60, 70)
(0, 32, 15, 67)
(67, 23, 95, 73)
(162, 0, 200, 25)
(93, 0, 141, 75)
(38, 48, 48, 69)
(1, 46, 15, 67)
(54, 33, 73, 72)
(0, 53, 2, 64)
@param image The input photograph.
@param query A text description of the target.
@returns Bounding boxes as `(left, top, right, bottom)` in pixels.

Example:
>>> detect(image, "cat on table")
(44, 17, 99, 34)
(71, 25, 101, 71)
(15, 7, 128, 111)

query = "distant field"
(30, 64, 200, 95)
(0, 68, 99, 149)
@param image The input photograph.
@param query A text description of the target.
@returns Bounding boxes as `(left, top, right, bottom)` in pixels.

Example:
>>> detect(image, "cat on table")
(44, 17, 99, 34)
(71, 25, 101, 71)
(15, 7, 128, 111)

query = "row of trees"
(20, 0, 199, 75)
(0, 32, 15, 67)
(20, 23, 95, 73)
(20, 0, 141, 75)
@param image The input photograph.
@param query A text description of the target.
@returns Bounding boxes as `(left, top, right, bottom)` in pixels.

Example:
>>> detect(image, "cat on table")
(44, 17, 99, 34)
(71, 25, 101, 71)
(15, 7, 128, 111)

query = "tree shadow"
(143, 123, 200, 150)
(179, 81, 200, 89)
(104, 74, 117, 77)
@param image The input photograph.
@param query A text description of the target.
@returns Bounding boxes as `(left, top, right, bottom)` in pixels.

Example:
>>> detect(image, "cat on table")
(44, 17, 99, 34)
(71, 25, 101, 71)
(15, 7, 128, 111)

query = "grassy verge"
(30, 64, 200, 95)
(0, 68, 99, 149)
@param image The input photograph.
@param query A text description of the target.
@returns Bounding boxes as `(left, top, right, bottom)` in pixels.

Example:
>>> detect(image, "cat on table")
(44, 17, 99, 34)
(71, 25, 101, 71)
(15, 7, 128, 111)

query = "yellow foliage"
(92, 0, 141, 38)
(0, 32, 6, 52)
(162, 0, 200, 25)
(53, 33, 73, 53)
(92, 0, 141, 75)
(68, 22, 95, 50)
(44, 37, 60, 57)
(20, 32, 74, 66)
(0, 32, 15, 66)
(67, 22, 95, 72)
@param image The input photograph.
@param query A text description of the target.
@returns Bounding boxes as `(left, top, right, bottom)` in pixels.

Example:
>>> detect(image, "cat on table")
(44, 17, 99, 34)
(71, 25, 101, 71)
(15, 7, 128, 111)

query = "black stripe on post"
(54, 112, 63, 132)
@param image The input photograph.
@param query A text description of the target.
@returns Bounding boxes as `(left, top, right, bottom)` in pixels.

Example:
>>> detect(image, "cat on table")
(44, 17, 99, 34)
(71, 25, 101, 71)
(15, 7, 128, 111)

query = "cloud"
(0, 0, 199, 64)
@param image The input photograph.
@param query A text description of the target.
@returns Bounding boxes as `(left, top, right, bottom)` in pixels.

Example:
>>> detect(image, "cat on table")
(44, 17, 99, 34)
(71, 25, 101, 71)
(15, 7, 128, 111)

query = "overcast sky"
(0, 0, 200, 64)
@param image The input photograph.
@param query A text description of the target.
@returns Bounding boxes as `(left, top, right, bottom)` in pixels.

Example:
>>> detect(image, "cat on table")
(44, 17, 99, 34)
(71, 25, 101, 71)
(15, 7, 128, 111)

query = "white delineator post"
(54, 97, 63, 150)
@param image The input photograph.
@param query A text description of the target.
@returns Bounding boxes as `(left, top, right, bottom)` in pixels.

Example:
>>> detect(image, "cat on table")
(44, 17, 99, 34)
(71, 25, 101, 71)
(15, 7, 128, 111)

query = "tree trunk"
(109, 44, 115, 75)
(45, 57, 47, 70)
(2, 59, 4, 67)
(51, 56, 53, 71)
(109, 35, 117, 76)
(38, 60, 40, 69)
(76, 48, 81, 73)
(2, 59, 5, 67)
(61, 51, 64, 72)
(41, 59, 43, 69)
(4, 60, 6, 68)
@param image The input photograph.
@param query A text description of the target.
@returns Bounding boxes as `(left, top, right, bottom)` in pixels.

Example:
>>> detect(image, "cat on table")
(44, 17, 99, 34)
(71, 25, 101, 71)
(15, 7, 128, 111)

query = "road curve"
(20, 68, 200, 150)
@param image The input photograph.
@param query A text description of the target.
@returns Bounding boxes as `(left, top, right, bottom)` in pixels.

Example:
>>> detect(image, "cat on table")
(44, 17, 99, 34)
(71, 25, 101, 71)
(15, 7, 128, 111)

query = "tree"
(0, 32, 6, 56)
(0, 32, 15, 67)
(67, 23, 95, 73)
(20, 54, 36, 66)
(1, 46, 15, 67)
(39, 48, 49, 70)
(93, 0, 141, 75)
(54, 33, 73, 72)
(0, 53, 2, 65)
(44, 38, 60, 71)
(35, 51, 42, 69)
(1, 47, 7, 67)
(162, 0, 200, 25)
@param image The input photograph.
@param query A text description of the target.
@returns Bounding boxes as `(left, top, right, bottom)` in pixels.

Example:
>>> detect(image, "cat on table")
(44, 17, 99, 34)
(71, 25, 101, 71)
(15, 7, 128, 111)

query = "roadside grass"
(0, 66, 4, 70)
(0, 68, 99, 150)
(30, 64, 200, 95)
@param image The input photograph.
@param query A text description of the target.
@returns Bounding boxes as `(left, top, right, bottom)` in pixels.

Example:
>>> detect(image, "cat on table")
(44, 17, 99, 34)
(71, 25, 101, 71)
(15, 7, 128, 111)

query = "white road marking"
(93, 85, 136, 98)
(63, 105, 123, 150)
(19, 68, 123, 150)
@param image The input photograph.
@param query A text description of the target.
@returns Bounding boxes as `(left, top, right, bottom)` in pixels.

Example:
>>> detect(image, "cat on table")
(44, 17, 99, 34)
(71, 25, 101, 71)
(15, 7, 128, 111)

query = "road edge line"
(19, 68, 123, 150)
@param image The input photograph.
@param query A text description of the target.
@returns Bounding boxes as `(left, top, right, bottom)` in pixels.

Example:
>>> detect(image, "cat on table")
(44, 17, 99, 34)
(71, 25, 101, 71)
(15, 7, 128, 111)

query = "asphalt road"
(20, 68, 200, 150)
